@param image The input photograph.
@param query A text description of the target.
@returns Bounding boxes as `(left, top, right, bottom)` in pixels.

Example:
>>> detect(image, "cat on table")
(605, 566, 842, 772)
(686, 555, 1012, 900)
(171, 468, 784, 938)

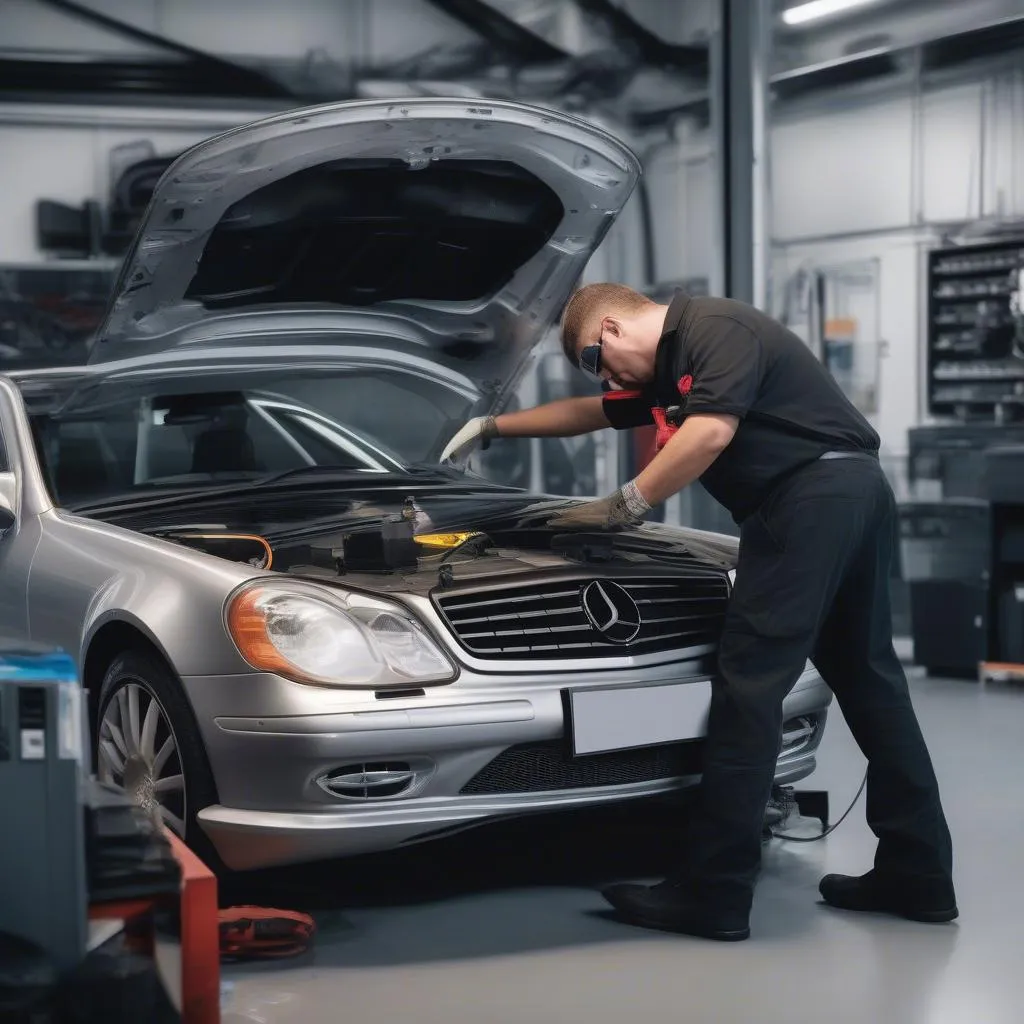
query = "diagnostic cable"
(771, 769, 868, 843)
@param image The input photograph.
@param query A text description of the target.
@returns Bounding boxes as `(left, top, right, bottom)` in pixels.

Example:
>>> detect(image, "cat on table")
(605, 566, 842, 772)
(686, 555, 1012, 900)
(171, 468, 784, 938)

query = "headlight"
(225, 583, 455, 688)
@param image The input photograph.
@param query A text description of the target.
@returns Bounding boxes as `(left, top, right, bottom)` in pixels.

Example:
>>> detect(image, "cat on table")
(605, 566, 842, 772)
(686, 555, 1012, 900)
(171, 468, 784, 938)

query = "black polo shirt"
(602, 291, 880, 522)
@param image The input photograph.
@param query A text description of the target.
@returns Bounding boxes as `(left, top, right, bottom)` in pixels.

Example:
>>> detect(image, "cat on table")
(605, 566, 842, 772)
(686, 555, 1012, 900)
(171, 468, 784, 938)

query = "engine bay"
(82, 472, 736, 604)
(154, 518, 607, 599)
(145, 492, 735, 600)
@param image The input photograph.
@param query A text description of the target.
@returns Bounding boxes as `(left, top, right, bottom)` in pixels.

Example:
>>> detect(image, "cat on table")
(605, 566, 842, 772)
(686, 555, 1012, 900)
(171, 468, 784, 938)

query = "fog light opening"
(781, 715, 817, 756)
(317, 761, 419, 800)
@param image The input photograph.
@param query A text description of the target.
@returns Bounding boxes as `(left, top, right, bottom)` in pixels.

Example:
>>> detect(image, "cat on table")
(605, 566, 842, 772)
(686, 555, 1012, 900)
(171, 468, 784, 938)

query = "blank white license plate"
(566, 680, 712, 757)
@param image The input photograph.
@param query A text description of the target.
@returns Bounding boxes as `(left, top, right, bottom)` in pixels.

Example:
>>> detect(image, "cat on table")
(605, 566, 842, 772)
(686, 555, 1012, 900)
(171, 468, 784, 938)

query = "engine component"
(341, 516, 419, 571)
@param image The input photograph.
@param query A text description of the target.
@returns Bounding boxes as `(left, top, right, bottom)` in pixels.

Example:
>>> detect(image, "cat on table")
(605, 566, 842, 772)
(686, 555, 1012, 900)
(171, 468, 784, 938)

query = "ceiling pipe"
(35, 0, 293, 98)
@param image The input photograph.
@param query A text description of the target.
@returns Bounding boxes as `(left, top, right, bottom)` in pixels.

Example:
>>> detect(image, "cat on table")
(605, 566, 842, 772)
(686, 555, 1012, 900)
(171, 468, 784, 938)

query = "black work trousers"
(679, 455, 953, 913)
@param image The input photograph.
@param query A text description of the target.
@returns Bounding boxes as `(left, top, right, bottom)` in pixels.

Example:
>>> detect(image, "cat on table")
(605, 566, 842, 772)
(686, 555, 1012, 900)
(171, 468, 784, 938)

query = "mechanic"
(439, 283, 957, 942)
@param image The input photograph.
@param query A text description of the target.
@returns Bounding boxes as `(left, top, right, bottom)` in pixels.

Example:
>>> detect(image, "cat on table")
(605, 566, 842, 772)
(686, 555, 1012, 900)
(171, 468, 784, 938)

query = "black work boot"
(600, 881, 751, 941)
(819, 870, 958, 923)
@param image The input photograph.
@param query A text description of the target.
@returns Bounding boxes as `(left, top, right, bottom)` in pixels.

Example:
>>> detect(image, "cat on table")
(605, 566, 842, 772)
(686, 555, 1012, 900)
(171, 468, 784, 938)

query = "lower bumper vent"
(460, 740, 705, 796)
(317, 762, 416, 800)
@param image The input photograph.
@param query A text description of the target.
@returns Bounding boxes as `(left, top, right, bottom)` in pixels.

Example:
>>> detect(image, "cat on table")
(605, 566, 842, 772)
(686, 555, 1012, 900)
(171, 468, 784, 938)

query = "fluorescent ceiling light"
(781, 0, 883, 26)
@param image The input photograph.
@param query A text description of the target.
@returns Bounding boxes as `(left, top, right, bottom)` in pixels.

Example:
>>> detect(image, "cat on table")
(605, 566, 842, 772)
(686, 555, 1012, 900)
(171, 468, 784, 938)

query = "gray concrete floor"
(220, 667, 1024, 1024)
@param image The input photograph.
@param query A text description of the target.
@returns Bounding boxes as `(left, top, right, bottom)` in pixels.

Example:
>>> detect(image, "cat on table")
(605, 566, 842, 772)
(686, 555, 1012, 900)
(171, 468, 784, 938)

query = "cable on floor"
(771, 770, 868, 843)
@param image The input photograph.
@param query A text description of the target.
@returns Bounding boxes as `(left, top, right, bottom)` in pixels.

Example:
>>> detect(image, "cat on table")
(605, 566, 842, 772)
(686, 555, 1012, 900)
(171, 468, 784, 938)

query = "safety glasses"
(578, 341, 602, 379)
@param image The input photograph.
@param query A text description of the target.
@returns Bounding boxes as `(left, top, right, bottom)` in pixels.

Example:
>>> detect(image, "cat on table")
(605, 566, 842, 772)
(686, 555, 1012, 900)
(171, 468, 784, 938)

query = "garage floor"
(219, 667, 1024, 1024)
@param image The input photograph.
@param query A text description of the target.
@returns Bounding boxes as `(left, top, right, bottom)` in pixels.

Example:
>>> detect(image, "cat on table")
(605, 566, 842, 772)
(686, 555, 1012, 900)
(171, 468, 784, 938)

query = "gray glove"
(546, 481, 651, 528)
(439, 416, 499, 463)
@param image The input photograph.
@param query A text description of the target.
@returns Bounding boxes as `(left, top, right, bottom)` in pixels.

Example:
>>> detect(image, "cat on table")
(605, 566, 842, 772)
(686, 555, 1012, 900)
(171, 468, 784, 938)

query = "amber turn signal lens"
(226, 587, 295, 676)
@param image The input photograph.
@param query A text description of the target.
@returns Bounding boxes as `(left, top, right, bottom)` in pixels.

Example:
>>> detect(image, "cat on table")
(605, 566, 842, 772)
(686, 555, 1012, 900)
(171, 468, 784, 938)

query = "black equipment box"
(981, 446, 1024, 504)
(899, 500, 991, 676)
(998, 583, 1024, 664)
(898, 500, 990, 583)
(908, 423, 1024, 499)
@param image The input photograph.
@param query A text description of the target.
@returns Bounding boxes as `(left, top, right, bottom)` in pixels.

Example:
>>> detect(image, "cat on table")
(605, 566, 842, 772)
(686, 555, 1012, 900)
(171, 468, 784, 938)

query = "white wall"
(768, 65, 1024, 455)
(771, 69, 1024, 239)
(772, 94, 915, 238)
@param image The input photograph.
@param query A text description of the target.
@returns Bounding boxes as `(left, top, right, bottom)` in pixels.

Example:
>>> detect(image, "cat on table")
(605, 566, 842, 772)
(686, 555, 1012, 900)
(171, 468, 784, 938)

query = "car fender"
(29, 510, 262, 678)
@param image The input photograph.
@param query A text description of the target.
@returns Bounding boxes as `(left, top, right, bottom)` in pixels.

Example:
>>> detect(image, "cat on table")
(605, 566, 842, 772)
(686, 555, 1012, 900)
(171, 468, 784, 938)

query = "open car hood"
(87, 98, 641, 401)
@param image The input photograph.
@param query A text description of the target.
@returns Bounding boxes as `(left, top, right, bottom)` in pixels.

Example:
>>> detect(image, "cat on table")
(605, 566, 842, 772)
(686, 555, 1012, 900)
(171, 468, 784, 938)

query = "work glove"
(439, 416, 500, 463)
(546, 481, 651, 529)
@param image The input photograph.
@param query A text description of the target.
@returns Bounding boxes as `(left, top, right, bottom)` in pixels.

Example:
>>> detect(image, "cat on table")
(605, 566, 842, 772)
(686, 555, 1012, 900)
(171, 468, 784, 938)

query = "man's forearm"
(633, 414, 738, 507)
(494, 396, 609, 438)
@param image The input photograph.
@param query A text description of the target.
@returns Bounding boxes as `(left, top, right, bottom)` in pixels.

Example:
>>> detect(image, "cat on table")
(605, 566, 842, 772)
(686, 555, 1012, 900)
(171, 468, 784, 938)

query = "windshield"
(30, 369, 479, 507)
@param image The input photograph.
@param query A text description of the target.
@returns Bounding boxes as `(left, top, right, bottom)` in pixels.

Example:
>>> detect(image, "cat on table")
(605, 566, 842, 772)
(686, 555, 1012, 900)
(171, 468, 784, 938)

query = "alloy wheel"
(97, 680, 187, 835)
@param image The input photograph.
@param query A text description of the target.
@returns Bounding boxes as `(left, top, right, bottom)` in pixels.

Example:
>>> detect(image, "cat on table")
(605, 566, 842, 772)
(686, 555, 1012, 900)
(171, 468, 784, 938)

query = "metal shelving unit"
(926, 239, 1024, 417)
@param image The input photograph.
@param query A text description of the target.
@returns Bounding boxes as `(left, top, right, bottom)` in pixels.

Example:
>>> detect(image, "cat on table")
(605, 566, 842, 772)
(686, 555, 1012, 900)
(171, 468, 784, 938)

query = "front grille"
(460, 739, 705, 795)
(433, 574, 729, 659)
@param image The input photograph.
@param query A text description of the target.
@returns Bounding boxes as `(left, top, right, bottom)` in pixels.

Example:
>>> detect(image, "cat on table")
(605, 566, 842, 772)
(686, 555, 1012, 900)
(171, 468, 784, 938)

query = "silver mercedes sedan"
(0, 98, 832, 872)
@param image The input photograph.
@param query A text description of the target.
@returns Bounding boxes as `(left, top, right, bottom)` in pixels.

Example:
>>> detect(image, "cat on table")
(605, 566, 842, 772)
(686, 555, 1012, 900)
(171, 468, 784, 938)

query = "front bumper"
(186, 663, 832, 872)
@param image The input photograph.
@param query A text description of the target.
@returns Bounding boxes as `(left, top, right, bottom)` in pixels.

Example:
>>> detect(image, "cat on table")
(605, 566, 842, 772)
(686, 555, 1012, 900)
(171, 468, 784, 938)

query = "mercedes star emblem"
(581, 580, 642, 644)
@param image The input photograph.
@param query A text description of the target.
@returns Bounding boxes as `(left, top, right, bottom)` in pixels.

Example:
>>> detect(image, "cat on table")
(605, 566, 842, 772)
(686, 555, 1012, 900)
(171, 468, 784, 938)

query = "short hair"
(560, 283, 656, 365)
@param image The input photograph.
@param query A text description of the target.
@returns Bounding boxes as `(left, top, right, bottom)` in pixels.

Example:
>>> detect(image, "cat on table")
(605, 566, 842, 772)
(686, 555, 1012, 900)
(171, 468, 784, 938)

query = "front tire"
(95, 649, 223, 870)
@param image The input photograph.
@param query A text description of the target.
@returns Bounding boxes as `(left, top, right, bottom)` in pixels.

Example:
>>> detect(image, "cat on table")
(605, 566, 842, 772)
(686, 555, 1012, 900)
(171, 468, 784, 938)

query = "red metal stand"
(88, 829, 220, 1023)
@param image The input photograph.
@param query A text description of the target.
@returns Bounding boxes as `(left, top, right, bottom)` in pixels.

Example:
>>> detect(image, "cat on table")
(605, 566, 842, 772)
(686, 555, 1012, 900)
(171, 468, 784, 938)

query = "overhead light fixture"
(781, 0, 883, 27)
